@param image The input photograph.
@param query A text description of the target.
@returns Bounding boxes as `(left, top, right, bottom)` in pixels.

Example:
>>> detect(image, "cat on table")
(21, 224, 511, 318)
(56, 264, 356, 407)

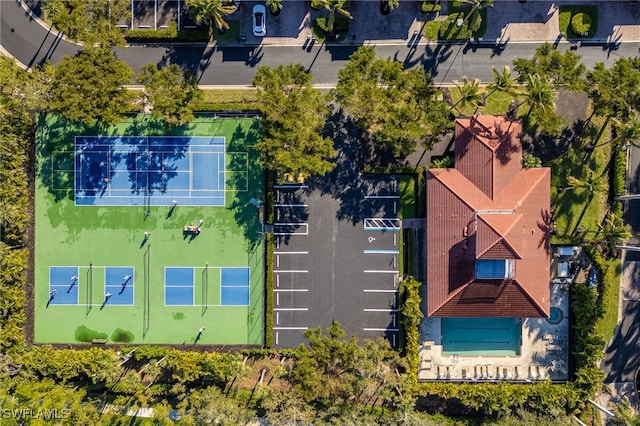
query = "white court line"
(364, 289, 398, 293)
(274, 251, 309, 255)
(364, 328, 400, 332)
(274, 270, 309, 273)
(364, 270, 398, 273)
(364, 308, 399, 312)
(274, 308, 308, 311)
(274, 289, 309, 292)
(364, 195, 399, 199)
(274, 327, 309, 330)
(275, 204, 308, 207)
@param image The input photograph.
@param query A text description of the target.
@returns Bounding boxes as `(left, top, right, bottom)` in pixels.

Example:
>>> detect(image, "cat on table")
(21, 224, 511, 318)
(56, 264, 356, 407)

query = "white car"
(252, 4, 266, 37)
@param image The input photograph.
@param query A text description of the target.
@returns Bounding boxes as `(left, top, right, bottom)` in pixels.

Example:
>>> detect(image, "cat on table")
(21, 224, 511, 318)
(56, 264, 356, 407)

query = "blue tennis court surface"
(221, 267, 249, 306)
(74, 136, 226, 206)
(49, 266, 79, 305)
(165, 267, 194, 306)
(442, 317, 521, 356)
(104, 267, 134, 305)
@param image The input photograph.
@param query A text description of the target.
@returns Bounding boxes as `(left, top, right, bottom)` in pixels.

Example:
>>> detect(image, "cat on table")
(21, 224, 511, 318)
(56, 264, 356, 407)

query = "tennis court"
(73, 136, 227, 206)
(34, 115, 264, 345)
(441, 318, 522, 356)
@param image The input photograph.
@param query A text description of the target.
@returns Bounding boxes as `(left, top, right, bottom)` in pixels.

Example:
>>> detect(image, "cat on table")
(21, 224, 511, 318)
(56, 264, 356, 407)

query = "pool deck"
(418, 283, 570, 382)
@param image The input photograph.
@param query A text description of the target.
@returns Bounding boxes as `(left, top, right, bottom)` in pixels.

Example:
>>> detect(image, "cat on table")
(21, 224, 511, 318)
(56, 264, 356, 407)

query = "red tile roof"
(426, 116, 550, 318)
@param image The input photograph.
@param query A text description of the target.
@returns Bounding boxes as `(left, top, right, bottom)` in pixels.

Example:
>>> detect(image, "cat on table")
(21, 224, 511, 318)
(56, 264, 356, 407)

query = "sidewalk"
(21, 0, 640, 46)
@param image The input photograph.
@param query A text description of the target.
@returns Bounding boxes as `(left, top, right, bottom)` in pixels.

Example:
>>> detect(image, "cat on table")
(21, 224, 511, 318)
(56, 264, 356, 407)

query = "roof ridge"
(429, 280, 472, 316)
(511, 278, 549, 317)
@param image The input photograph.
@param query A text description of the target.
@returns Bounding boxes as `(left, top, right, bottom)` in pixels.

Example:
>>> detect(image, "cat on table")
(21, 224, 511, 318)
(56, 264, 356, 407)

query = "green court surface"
(441, 318, 522, 356)
(35, 114, 264, 345)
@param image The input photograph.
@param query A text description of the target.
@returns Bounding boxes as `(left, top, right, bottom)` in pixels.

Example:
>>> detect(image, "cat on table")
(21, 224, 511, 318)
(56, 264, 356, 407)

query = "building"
(426, 116, 551, 319)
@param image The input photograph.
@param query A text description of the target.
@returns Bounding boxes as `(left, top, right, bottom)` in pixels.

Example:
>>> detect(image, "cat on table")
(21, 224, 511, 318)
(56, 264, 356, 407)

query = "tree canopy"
(136, 64, 203, 126)
(587, 57, 640, 122)
(333, 46, 450, 157)
(185, 0, 238, 33)
(513, 43, 587, 92)
(43, 0, 130, 46)
(50, 47, 134, 126)
(252, 64, 336, 177)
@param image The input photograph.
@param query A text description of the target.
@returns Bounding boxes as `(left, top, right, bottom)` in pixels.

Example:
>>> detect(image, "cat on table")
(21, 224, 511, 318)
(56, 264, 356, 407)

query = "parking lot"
(272, 173, 402, 348)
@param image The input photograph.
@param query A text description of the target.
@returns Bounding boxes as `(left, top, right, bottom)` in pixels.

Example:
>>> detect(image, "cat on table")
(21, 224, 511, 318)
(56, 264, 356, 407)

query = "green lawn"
(559, 5, 598, 39)
(424, 3, 488, 41)
(35, 114, 264, 345)
(448, 87, 521, 116)
(214, 20, 241, 43)
(548, 131, 609, 244)
(195, 88, 260, 112)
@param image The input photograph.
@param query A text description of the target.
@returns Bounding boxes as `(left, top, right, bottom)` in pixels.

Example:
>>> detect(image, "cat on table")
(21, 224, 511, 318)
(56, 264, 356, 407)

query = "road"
(2, 0, 639, 86)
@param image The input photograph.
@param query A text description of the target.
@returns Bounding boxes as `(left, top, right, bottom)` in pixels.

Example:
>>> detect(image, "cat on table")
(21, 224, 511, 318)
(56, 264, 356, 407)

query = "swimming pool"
(442, 317, 521, 356)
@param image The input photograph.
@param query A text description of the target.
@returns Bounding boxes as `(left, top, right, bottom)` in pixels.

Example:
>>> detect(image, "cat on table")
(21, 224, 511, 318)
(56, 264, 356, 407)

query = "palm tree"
(520, 73, 556, 118)
(594, 212, 632, 257)
(607, 118, 640, 149)
(314, 0, 352, 32)
(266, 0, 283, 14)
(185, 0, 237, 34)
(564, 170, 606, 197)
(381, 0, 400, 14)
(452, 77, 485, 113)
(458, 0, 494, 32)
(486, 66, 520, 98)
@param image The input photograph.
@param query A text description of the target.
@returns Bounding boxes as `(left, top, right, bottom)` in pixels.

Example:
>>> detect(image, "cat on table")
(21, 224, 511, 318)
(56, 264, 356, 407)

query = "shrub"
(611, 146, 626, 215)
(125, 23, 210, 43)
(421, 0, 441, 13)
(570, 12, 592, 36)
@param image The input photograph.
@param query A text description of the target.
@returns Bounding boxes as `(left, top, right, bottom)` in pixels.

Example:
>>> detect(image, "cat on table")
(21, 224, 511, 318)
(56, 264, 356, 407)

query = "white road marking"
(364, 289, 398, 293)
(274, 288, 309, 292)
(274, 308, 308, 311)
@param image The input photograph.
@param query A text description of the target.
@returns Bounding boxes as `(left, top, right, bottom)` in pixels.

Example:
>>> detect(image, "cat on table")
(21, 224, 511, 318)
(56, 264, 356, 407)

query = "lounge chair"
(529, 365, 539, 380)
(505, 366, 514, 380)
(487, 365, 494, 379)
(462, 368, 471, 380)
(474, 365, 482, 379)
(537, 365, 547, 379)
(515, 366, 523, 379)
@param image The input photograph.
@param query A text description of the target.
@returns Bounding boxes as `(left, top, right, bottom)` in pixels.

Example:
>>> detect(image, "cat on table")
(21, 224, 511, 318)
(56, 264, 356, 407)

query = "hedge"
(610, 145, 626, 216)
(570, 13, 592, 36)
(124, 24, 210, 43)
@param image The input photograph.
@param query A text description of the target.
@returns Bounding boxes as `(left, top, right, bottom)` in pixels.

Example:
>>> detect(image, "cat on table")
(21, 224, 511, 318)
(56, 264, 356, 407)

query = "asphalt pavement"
(2, 0, 640, 86)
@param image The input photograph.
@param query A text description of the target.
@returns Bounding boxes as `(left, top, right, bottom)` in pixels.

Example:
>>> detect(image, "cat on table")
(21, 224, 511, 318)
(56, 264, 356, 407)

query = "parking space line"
(363, 328, 400, 332)
(274, 270, 309, 273)
(274, 185, 308, 189)
(276, 293, 280, 305)
(364, 195, 399, 199)
(274, 288, 309, 292)
(276, 275, 279, 287)
(364, 270, 398, 273)
(274, 251, 309, 255)
(394, 234, 397, 247)
(394, 201, 397, 214)
(276, 312, 279, 325)
(364, 289, 398, 293)
(276, 255, 279, 268)
(274, 308, 309, 311)
(274, 327, 309, 330)
(364, 308, 399, 312)
(363, 249, 400, 254)
(274, 223, 309, 235)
